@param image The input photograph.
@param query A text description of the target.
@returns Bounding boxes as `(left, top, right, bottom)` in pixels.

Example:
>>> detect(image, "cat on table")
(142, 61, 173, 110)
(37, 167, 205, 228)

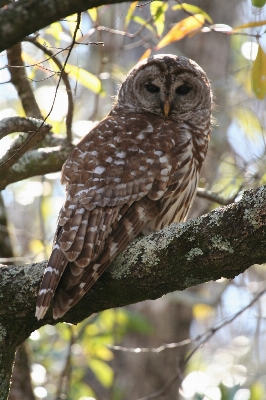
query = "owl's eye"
(176, 85, 192, 95)
(145, 84, 160, 93)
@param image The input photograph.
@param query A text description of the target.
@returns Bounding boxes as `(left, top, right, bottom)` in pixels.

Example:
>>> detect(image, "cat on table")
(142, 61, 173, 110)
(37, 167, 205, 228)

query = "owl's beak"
(163, 100, 170, 117)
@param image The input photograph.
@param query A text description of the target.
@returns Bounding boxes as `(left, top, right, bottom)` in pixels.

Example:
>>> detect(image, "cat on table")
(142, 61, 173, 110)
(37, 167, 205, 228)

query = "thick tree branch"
(1, 185, 266, 398)
(0, 0, 136, 53)
(0, 142, 73, 190)
(0, 185, 266, 339)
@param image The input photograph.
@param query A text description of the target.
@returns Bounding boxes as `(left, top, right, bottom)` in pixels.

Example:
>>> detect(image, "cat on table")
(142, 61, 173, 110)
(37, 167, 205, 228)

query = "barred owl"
(36, 54, 212, 320)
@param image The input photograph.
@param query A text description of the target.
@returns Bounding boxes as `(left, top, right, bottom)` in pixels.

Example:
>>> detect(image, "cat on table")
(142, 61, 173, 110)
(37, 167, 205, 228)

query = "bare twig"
(137, 287, 266, 400)
(196, 187, 241, 206)
(25, 38, 74, 142)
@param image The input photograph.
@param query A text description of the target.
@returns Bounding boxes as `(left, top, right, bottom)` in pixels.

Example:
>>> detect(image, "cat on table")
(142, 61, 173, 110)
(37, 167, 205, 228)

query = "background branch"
(6, 43, 42, 118)
(0, 0, 137, 53)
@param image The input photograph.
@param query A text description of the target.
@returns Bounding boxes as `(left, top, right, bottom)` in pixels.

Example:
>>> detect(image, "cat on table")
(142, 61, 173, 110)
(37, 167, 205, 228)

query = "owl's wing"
(36, 114, 177, 320)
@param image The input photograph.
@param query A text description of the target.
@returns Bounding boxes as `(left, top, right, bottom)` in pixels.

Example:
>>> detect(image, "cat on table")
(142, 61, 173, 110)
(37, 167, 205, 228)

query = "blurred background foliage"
(2, 1, 266, 399)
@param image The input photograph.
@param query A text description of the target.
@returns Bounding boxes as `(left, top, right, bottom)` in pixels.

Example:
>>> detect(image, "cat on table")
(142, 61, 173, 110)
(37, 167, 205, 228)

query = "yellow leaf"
(252, 45, 266, 100)
(125, 1, 138, 29)
(193, 304, 215, 320)
(88, 7, 97, 22)
(45, 22, 63, 43)
(172, 3, 212, 23)
(156, 15, 205, 49)
(29, 239, 44, 254)
(132, 16, 155, 33)
(66, 14, 81, 40)
(233, 19, 266, 30)
(139, 49, 151, 61)
(66, 64, 103, 94)
(89, 359, 114, 388)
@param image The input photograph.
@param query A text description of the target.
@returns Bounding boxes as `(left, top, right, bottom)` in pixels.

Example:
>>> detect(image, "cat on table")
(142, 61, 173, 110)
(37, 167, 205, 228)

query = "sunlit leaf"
(234, 107, 263, 140)
(66, 64, 103, 94)
(150, 1, 168, 36)
(29, 239, 44, 254)
(234, 19, 266, 30)
(211, 23, 232, 32)
(88, 7, 97, 23)
(252, 0, 266, 8)
(45, 22, 63, 43)
(252, 45, 266, 99)
(139, 48, 152, 61)
(125, 1, 138, 29)
(156, 15, 205, 49)
(93, 345, 113, 361)
(66, 14, 81, 40)
(172, 3, 212, 23)
(250, 381, 266, 400)
(193, 304, 215, 320)
(132, 16, 155, 33)
(89, 359, 114, 387)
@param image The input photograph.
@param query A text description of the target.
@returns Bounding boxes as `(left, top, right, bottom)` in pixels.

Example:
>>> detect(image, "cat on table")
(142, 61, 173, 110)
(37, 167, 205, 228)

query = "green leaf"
(252, 45, 266, 100)
(150, 1, 169, 36)
(252, 0, 266, 8)
(125, 1, 138, 29)
(66, 64, 103, 94)
(172, 3, 212, 23)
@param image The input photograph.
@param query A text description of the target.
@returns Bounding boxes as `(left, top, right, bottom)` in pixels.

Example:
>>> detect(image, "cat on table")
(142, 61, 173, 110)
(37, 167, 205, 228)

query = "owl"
(36, 54, 212, 320)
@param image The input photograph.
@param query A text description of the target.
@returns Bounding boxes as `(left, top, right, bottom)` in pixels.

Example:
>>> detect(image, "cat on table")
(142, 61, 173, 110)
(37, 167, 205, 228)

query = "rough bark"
(0, 185, 266, 399)
(0, 0, 135, 53)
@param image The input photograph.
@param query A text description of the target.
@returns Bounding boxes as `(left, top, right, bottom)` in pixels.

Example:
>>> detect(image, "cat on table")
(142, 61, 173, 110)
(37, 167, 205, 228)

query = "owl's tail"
(35, 245, 68, 320)
(52, 202, 149, 319)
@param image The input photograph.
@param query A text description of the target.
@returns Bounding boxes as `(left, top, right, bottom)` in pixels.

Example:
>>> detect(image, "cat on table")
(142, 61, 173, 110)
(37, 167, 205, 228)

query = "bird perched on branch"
(36, 54, 212, 320)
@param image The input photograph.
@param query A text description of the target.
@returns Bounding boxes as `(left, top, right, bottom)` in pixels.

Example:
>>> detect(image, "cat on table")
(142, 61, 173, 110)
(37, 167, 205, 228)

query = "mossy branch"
(1, 185, 266, 398)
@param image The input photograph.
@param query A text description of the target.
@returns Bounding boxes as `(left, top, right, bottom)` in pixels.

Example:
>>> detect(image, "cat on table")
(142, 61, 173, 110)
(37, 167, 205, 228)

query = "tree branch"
(0, 0, 136, 53)
(0, 142, 73, 190)
(0, 118, 52, 173)
(6, 43, 42, 119)
(1, 185, 266, 398)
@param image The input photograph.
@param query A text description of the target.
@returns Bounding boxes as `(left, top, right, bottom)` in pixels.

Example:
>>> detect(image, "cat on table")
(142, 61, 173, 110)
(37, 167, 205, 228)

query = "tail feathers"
(52, 203, 151, 319)
(35, 246, 68, 320)
(53, 261, 108, 319)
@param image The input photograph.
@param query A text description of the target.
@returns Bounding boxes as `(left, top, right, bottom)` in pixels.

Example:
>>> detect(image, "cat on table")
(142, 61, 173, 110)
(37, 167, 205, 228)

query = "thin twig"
(25, 38, 74, 142)
(137, 288, 266, 400)
(0, 14, 81, 170)
(196, 187, 241, 206)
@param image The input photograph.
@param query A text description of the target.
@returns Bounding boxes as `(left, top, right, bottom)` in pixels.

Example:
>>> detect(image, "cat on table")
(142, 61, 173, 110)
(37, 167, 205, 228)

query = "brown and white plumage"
(36, 54, 212, 320)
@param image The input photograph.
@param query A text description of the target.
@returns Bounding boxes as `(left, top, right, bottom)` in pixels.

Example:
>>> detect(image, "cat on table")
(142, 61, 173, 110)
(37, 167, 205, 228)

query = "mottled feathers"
(36, 54, 212, 320)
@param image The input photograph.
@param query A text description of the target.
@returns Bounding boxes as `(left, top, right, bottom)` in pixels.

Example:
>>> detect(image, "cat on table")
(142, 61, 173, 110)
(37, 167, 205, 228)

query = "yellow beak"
(163, 100, 170, 117)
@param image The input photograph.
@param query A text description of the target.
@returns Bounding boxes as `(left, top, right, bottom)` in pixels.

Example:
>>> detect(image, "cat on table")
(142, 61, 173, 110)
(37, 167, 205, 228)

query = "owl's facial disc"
(130, 62, 210, 118)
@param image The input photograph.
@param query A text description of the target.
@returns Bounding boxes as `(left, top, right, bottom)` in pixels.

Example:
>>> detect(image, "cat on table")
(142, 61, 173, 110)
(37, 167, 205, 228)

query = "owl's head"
(115, 54, 212, 120)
